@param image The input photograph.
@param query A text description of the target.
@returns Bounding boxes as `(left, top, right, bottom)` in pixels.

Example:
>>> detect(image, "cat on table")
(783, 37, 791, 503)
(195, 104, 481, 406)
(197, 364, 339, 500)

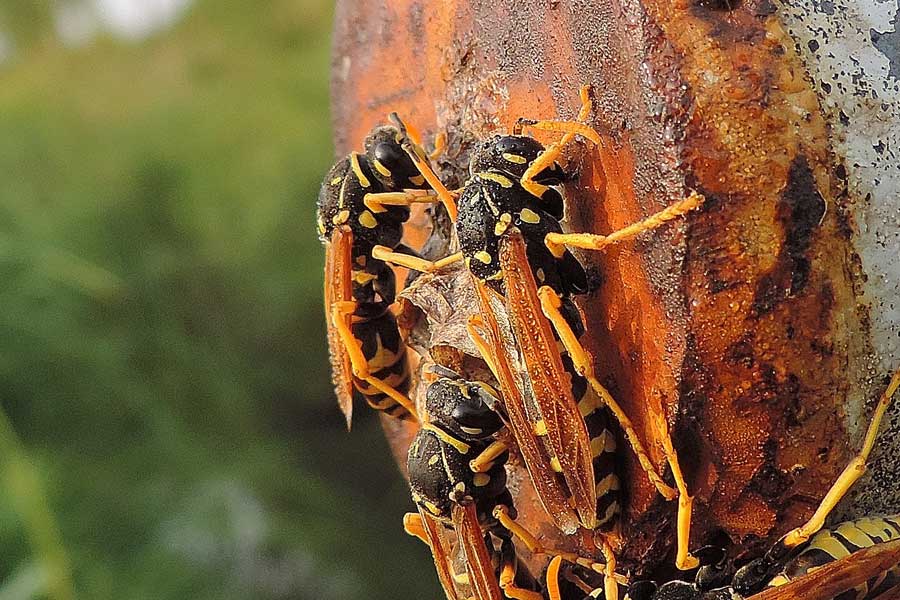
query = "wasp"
(380, 86, 705, 594)
(544, 369, 900, 600)
(318, 118, 456, 427)
(403, 372, 544, 600)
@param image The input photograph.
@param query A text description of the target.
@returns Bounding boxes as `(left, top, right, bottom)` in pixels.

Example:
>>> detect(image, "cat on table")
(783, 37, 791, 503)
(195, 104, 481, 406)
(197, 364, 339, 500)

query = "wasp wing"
(748, 539, 900, 600)
(452, 503, 504, 600)
(324, 225, 355, 429)
(473, 276, 581, 535)
(418, 508, 465, 600)
(497, 230, 597, 530)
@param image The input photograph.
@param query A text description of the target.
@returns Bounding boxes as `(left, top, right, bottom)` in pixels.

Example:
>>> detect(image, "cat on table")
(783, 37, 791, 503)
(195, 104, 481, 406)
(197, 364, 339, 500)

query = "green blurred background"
(0, 1, 439, 598)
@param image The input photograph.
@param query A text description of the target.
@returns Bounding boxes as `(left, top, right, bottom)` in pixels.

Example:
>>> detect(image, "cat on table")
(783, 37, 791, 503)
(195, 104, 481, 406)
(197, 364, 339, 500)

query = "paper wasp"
(317, 119, 455, 427)
(382, 86, 704, 594)
(404, 372, 543, 600)
(544, 369, 900, 600)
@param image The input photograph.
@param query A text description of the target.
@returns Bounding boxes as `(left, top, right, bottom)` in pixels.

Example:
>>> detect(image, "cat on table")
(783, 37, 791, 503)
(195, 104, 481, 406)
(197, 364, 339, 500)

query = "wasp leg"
(535, 286, 677, 498)
(536, 286, 697, 569)
(783, 368, 900, 548)
(331, 301, 419, 421)
(497, 541, 543, 600)
(518, 85, 602, 199)
(372, 246, 464, 273)
(544, 192, 704, 258)
(364, 189, 439, 213)
(651, 409, 699, 570)
(595, 537, 619, 600)
(389, 113, 458, 220)
(492, 506, 614, 575)
(546, 555, 565, 600)
(466, 316, 504, 386)
(470, 440, 509, 473)
(403, 512, 431, 546)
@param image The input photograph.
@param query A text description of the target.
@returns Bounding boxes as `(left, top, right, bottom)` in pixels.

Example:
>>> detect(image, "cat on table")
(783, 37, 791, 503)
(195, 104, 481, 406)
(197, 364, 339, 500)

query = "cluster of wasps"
(317, 85, 900, 600)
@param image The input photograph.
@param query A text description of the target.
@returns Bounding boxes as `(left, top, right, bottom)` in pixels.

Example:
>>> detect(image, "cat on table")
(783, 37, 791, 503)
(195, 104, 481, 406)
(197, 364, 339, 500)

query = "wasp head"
(470, 135, 566, 184)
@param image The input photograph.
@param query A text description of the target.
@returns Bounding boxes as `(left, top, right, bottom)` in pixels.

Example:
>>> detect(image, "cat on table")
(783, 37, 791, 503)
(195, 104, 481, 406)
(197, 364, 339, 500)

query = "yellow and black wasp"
(317, 119, 454, 427)
(381, 86, 704, 597)
(404, 371, 544, 600)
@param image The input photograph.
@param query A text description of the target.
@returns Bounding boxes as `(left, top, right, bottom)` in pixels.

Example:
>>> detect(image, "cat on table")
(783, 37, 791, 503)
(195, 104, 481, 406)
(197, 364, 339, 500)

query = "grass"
(0, 1, 439, 598)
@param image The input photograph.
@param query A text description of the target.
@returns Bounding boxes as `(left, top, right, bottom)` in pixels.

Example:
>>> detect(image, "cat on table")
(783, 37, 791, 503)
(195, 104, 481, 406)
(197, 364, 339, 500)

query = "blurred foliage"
(0, 1, 439, 598)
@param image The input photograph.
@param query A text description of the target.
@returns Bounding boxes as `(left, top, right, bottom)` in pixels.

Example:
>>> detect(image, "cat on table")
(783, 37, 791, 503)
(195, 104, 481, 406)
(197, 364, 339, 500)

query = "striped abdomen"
(572, 362, 621, 530)
(350, 310, 412, 420)
(767, 515, 900, 599)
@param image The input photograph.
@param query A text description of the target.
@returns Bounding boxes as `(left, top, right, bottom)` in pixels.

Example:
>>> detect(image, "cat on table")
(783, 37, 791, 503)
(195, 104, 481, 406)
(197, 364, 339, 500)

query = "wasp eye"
(374, 142, 405, 169)
(451, 395, 501, 432)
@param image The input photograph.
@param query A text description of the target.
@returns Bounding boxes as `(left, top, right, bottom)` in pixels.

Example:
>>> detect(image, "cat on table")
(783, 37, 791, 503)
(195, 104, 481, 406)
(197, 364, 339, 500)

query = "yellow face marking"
(373, 159, 392, 178)
(494, 221, 509, 236)
(474, 250, 492, 264)
(358, 210, 378, 229)
(330, 176, 343, 185)
(550, 457, 562, 472)
(332, 209, 350, 225)
(478, 172, 514, 188)
(519, 208, 541, 224)
(349, 152, 371, 188)
(460, 426, 483, 435)
(409, 175, 425, 186)
(533, 419, 548, 436)
(473, 473, 490, 487)
(502, 152, 527, 164)
(428, 454, 440, 466)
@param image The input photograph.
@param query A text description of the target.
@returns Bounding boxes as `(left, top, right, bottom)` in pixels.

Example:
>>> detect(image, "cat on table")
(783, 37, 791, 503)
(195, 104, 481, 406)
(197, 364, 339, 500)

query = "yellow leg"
(372, 246, 463, 272)
(650, 410, 698, 569)
(546, 555, 564, 600)
(469, 440, 509, 473)
(498, 561, 543, 600)
(519, 85, 601, 199)
(403, 512, 431, 546)
(596, 538, 618, 600)
(466, 316, 503, 386)
(389, 112, 458, 220)
(783, 368, 900, 548)
(331, 301, 419, 421)
(364, 189, 439, 213)
(536, 287, 676, 501)
(492, 506, 617, 577)
(544, 192, 704, 257)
